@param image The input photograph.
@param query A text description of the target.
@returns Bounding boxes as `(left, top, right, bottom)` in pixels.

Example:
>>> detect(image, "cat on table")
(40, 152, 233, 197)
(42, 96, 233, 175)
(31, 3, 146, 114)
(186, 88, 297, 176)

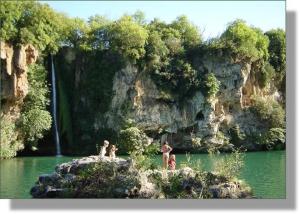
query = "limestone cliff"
(1, 42, 38, 116)
(57, 49, 284, 154)
(102, 57, 282, 151)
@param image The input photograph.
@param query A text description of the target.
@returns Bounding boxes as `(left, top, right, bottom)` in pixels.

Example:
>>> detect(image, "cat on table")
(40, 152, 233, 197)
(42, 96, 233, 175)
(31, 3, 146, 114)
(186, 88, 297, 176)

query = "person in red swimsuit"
(168, 154, 176, 171)
(161, 141, 172, 169)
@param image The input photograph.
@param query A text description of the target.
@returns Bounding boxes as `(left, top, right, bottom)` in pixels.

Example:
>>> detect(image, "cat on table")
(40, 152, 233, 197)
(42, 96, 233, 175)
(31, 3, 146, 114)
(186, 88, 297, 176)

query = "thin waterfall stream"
(51, 55, 61, 156)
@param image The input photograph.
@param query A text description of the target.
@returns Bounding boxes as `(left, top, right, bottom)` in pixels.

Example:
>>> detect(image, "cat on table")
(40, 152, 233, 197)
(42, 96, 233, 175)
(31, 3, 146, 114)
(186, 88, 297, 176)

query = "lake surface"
(0, 151, 285, 199)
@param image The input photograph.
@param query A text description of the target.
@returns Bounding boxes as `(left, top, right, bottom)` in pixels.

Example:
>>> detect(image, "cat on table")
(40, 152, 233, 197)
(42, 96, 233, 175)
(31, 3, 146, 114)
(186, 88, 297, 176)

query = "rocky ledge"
(30, 156, 252, 199)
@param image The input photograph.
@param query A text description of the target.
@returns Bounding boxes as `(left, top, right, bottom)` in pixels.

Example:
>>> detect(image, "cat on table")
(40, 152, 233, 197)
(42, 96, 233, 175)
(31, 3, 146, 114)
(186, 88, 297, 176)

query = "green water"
(0, 151, 285, 199)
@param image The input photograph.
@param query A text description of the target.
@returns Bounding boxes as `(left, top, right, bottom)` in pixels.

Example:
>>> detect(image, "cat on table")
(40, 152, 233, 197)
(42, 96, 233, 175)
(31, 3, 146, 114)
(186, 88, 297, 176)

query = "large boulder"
(30, 156, 252, 199)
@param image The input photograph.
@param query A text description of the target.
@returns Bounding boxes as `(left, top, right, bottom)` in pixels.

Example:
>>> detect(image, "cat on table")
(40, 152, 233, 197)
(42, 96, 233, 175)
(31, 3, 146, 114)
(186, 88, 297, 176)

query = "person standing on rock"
(161, 141, 172, 169)
(99, 140, 109, 158)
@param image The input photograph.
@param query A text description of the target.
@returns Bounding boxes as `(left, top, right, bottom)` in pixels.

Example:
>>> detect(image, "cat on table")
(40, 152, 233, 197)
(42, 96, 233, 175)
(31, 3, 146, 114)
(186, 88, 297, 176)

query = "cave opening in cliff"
(196, 111, 204, 120)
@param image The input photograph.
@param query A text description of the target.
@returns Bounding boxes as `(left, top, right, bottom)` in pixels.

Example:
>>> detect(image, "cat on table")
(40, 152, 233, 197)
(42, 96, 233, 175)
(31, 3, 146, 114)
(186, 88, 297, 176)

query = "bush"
(251, 96, 285, 128)
(19, 108, 52, 148)
(204, 72, 220, 99)
(119, 127, 149, 154)
(259, 128, 285, 150)
(214, 149, 245, 179)
(118, 122, 159, 170)
(258, 62, 275, 88)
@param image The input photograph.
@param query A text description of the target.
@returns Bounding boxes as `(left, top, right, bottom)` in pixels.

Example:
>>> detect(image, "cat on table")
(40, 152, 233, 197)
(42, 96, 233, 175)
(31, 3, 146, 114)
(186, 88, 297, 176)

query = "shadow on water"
(8, 11, 296, 210)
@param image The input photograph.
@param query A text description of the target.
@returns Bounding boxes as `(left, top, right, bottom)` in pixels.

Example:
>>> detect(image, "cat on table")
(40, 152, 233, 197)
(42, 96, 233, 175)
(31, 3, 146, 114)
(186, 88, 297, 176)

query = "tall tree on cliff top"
(170, 15, 202, 49)
(220, 19, 269, 62)
(108, 15, 149, 62)
(265, 29, 286, 73)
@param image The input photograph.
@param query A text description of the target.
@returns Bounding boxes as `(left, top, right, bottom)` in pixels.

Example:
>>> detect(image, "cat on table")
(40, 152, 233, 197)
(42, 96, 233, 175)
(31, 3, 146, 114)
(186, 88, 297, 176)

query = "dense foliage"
(250, 96, 285, 149)
(19, 64, 52, 150)
(0, 64, 52, 158)
(118, 121, 159, 170)
(0, 1, 68, 53)
(265, 29, 286, 73)
(204, 73, 220, 99)
(265, 29, 286, 96)
(219, 19, 269, 62)
(108, 16, 149, 62)
(0, 116, 23, 159)
(251, 96, 285, 129)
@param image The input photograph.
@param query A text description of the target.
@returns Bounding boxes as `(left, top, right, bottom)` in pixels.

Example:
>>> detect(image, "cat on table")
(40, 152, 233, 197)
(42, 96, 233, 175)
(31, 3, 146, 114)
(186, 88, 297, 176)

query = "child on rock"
(99, 140, 109, 158)
(109, 145, 118, 159)
(168, 154, 176, 171)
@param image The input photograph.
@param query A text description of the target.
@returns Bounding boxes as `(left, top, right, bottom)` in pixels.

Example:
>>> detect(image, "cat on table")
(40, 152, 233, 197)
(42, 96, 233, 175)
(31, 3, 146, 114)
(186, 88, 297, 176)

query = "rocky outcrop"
(1, 42, 38, 103)
(100, 55, 280, 151)
(1, 42, 38, 122)
(30, 156, 252, 199)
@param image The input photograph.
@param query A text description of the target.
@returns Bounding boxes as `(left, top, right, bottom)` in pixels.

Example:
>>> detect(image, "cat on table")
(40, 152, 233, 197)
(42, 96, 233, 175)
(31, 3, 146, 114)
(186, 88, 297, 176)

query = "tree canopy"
(108, 15, 149, 61)
(265, 29, 286, 72)
(0, 1, 69, 53)
(220, 20, 269, 62)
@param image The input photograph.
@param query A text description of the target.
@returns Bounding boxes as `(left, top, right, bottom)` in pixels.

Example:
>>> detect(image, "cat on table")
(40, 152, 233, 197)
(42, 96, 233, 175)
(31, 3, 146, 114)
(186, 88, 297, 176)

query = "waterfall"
(51, 55, 62, 156)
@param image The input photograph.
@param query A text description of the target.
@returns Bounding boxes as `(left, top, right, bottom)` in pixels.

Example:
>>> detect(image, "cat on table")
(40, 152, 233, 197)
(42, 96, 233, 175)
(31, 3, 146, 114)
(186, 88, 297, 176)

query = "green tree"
(22, 64, 50, 111)
(108, 15, 148, 62)
(20, 64, 52, 149)
(87, 15, 111, 50)
(171, 15, 202, 49)
(118, 123, 159, 170)
(161, 27, 183, 56)
(119, 127, 149, 154)
(220, 20, 269, 62)
(132, 10, 146, 25)
(265, 29, 286, 72)
(64, 17, 90, 50)
(265, 29, 286, 95)
(0, 1, 69, 53)
(145, 30, 169, 70)
(19, 108, 52, 148)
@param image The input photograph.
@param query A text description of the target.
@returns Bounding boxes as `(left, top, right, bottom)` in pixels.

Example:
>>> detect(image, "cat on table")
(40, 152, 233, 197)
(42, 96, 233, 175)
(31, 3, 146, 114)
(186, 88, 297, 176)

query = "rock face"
(57, 49, 282, 154)
(0, 42, 38, 119)
(30, 156, 252, 199)
(101, 56, 278, 151)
